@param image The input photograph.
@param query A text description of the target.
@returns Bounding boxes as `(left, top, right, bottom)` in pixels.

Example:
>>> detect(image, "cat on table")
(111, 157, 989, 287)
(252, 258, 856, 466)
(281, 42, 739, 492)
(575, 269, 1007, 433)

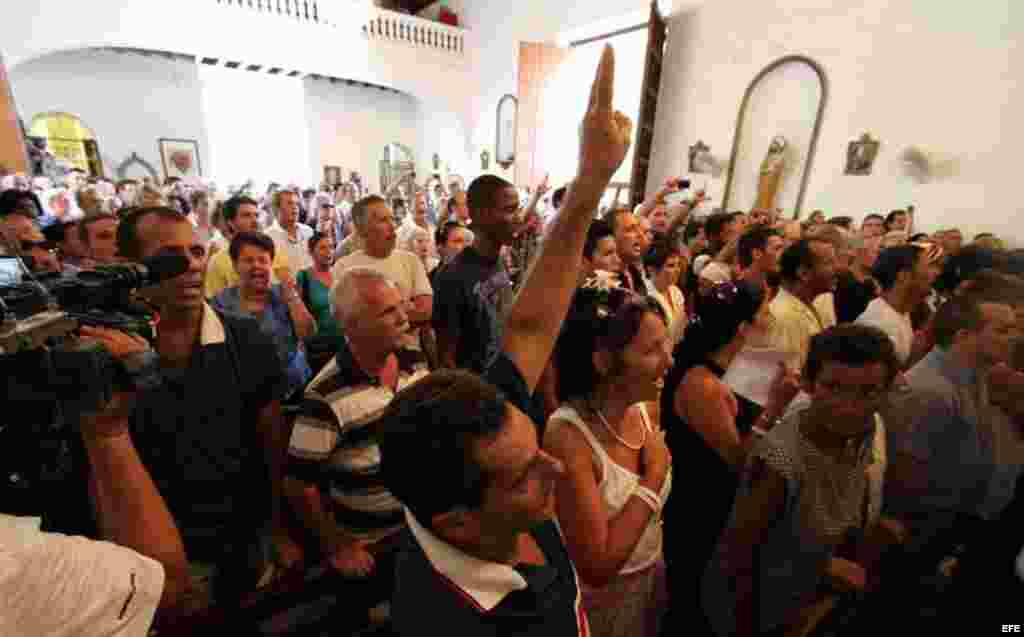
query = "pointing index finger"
(588, 44, 616, 113)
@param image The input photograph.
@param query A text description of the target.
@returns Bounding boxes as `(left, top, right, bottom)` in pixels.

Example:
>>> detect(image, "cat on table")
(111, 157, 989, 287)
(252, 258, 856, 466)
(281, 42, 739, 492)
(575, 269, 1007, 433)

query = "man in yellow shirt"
(764, 237, 838, 369)
(205, 196, 291, 298)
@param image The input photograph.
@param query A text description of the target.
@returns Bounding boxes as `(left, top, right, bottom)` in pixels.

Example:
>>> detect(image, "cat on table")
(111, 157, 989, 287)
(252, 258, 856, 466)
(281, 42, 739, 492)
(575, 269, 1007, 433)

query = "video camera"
(0, 253, 189, 410)
(0, 252, 189, 524)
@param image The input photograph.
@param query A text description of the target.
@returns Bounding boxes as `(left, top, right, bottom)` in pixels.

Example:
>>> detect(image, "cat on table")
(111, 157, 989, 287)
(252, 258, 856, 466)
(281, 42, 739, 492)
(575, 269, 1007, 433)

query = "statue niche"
(721, 55, 828, 218)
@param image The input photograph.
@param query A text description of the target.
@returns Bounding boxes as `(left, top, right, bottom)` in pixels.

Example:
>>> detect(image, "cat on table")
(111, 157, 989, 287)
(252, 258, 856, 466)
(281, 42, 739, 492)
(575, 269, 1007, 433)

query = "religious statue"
(755, 135, 788, 212)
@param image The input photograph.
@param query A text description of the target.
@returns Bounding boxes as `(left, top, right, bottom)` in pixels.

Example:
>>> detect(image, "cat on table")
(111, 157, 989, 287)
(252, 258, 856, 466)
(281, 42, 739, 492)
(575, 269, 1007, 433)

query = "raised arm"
(503, 45, 632, 392)
(523, 174, 550, 220)
(280, 275, 317, 340)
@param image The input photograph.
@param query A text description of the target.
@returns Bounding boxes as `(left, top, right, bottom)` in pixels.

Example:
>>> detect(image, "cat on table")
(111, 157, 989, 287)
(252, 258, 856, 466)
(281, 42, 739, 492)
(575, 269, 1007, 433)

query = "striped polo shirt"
(287, 339, 429, 540)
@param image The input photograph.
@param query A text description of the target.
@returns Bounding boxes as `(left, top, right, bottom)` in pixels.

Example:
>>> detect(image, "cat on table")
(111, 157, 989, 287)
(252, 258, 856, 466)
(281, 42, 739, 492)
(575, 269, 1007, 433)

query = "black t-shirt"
(431, 246, 512, 373)
(391, 352, 586, 637)
(834, 271, 878, 324)
(130, 310, 286, 570)
(484, 350, 545, 428)
(392, 519, 588, 637)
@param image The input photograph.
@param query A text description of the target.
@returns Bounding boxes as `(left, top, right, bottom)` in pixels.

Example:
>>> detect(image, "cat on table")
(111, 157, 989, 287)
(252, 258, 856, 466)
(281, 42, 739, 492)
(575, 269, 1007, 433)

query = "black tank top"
(660, 352, 763, 616)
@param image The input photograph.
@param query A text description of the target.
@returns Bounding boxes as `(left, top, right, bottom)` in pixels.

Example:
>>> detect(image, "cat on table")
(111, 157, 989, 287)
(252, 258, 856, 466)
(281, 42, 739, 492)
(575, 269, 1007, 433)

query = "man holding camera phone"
(635, 177, 706, 224)
(1, 325, 188, 636)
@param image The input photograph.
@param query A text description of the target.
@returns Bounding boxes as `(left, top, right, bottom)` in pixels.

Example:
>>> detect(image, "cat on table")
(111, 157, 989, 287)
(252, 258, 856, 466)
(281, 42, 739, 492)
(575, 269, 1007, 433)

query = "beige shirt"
(765, 287, 825, 370)
(266, 222, 315, 273)
(332, 249, 433, 302)
(332, 249, 433, 349)
(812, 293, 838, 330)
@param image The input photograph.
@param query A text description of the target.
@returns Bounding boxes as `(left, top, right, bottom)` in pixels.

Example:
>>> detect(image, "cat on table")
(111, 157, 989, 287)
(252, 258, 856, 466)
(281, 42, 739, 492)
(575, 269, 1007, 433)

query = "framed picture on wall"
(324, 165, 342, 187)
(844, 133, 880, 176)
(158, 138, 201, 181)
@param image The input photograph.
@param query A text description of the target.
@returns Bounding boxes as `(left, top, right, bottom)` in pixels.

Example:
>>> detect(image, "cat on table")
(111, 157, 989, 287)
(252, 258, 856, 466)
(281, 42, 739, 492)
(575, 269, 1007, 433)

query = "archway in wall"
(721, 56, 828, 218)
(381, 142, 416, 212)
(29, 111, 104, 177)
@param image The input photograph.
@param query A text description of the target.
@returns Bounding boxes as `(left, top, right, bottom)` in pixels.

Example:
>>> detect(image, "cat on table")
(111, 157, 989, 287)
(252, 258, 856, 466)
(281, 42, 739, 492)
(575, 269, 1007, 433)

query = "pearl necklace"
(594, 405, 647, 451)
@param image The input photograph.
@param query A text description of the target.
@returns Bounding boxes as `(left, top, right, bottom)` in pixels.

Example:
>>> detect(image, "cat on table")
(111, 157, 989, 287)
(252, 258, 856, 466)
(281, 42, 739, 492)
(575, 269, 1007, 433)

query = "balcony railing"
(215, 0, 323, 25)
(363, 8, 465, 56)
(213, 2, 466, 57)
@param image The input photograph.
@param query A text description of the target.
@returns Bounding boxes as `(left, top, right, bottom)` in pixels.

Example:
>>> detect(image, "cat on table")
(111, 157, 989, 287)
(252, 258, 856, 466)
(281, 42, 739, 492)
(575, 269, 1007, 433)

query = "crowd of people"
(2, 45, 1024, 637)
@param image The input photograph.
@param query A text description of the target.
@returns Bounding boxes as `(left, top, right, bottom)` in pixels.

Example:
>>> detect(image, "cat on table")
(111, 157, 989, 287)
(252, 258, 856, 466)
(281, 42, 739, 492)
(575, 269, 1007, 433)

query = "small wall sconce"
(900, 146, 959, 183)
(480, 149, 490, 171)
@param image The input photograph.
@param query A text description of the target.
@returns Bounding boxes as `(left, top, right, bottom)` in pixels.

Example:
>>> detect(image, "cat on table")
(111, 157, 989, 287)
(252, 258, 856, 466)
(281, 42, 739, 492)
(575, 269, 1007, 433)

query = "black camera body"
(0, 254, 187, 527)
(1, 258, 184, 409)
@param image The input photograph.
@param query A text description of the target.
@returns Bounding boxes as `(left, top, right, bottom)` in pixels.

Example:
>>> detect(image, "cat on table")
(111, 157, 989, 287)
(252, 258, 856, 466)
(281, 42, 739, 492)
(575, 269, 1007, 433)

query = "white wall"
(11, 45, 472, 192)
(305, 77, 419, 193)
(649, 0, 1024, 244)
(200, 64, 311, 190)
(10, 49, 209, 181)
(1, 0, 472, 159)
(540, 27, 648, 189)
(5, 0, 673, 192)
(450, 0, 660, 186)
(415, 100, 472, 185)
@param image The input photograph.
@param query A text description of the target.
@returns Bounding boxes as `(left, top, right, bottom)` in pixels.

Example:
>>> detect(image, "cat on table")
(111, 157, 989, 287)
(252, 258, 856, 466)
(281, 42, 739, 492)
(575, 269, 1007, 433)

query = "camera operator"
(1, 326, 187, 636)
(114, 206, 295, 607)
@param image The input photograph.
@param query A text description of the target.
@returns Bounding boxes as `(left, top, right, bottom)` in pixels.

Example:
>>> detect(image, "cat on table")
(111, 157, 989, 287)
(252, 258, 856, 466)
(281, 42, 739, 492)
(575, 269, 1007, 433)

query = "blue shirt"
(431, 247, 512, 373)
(886, 348, 1019, 523)
(212, 284, 312, 397)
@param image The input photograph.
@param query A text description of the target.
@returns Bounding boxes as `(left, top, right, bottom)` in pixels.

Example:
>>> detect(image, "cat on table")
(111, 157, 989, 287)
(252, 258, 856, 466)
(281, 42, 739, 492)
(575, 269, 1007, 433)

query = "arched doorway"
(28, 111, 104, 177)
(380, 142, 416, 218)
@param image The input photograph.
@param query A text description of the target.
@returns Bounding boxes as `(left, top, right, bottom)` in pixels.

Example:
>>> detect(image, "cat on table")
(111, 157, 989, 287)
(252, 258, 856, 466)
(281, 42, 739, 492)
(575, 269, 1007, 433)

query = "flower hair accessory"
(689, 281, 743, 330)
(581, 270, 625, 319)
(582, 270, 622, 291)
(708, 281, 740, 304)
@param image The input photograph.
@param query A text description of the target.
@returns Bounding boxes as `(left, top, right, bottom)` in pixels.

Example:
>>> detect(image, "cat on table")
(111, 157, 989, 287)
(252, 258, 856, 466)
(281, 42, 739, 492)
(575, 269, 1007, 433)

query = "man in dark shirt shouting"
(379, 45, 632, 637)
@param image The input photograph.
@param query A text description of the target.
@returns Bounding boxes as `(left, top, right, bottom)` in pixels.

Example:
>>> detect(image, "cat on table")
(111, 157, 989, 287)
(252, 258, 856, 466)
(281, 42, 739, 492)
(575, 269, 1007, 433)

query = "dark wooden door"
(629, 0, 667, 208)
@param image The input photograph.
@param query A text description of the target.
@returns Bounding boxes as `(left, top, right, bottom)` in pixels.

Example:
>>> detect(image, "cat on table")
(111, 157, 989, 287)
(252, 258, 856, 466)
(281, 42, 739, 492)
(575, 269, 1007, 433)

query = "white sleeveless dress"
(548, 404, 672, 637)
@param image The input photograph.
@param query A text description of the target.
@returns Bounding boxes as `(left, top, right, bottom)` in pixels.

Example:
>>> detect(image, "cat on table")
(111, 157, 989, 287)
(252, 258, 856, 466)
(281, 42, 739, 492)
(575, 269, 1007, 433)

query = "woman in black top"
(660, 281, 799, 636)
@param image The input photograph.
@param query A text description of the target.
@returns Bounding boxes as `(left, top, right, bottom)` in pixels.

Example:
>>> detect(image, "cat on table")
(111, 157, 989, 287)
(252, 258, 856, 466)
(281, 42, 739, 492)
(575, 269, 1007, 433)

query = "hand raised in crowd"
(640, 428, 672, 492)
(536, 172, 551, 197)
(655, 178, 681, 203)
(574, 45, 633, 204)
